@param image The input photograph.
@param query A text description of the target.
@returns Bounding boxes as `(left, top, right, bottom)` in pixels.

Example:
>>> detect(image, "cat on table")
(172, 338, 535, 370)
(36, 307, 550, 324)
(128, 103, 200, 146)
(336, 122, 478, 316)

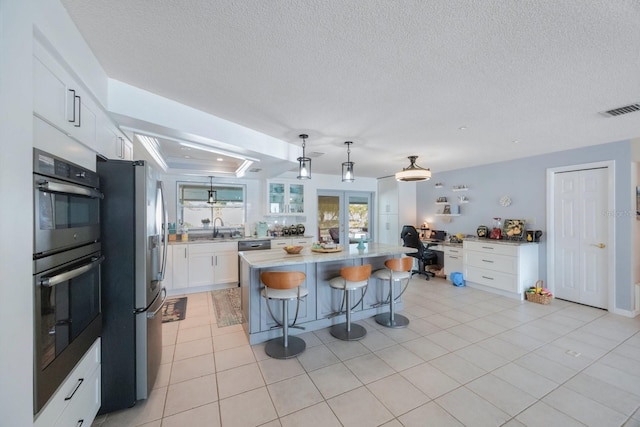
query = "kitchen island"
(239, 243, 417, 345)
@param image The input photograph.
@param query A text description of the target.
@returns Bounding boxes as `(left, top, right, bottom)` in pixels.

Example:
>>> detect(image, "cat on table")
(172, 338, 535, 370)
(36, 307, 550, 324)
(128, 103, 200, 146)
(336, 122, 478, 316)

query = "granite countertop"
(239, 242, 417, 268)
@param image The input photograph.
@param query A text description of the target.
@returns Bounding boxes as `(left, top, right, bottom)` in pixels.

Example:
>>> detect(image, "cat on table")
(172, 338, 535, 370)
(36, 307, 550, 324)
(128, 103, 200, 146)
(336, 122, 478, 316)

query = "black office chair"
(400, 225, 436, 279)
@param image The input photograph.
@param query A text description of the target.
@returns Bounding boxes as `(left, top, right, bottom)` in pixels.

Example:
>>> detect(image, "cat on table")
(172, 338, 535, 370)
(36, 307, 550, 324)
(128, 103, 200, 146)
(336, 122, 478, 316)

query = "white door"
(553, 167, 609, 308)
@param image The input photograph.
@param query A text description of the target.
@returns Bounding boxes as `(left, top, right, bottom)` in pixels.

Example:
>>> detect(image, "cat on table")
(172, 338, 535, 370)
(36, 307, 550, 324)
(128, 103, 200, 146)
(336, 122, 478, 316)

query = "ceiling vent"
(600, 103, 640, 117)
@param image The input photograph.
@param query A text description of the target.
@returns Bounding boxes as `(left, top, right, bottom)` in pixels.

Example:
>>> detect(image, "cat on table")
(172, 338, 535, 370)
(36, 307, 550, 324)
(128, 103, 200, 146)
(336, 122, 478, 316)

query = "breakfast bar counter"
(239, 243, 417, 344)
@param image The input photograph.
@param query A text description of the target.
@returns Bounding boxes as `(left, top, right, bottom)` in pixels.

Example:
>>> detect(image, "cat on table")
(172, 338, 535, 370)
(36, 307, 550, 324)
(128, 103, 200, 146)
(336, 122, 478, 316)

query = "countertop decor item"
(503, 219, 525, 240)
(283, 245, 304, 254)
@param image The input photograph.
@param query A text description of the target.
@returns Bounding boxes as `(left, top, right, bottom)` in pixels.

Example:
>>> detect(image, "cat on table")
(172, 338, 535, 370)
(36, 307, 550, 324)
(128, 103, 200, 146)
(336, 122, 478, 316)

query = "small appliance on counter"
(256, 221, 268, 238)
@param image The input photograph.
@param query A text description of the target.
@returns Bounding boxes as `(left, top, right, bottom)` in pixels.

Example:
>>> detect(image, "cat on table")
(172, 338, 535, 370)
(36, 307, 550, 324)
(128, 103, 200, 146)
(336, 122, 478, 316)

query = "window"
(177, 181, 245, 229)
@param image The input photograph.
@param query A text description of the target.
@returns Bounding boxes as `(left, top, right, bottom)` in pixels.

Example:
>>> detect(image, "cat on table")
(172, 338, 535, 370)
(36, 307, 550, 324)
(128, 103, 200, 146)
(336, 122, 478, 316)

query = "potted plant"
(201, 218, 211, 228)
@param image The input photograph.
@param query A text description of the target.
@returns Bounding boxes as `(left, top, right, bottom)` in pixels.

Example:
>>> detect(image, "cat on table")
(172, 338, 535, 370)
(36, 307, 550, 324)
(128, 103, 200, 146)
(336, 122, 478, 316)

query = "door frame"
(546, 160, 616, 311)
(317, 190, 374, 245)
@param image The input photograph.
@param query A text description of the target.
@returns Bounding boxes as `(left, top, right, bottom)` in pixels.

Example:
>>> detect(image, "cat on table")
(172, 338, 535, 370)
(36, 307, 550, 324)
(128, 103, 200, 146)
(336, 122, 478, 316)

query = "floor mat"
(162, 297, 187, 323)
(211, 287, 243, 327)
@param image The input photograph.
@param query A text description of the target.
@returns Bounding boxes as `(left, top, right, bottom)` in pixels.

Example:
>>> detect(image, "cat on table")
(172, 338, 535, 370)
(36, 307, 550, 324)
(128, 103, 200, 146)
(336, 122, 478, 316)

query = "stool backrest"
(385, 257, 413, 273)
(340, 264, 372, 282)
(260, 271, 306, 290)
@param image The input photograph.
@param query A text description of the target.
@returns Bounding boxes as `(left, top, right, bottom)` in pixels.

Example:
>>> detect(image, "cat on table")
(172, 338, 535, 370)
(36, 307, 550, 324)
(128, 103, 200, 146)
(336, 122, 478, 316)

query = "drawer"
(444, 246, 463, 256)
(465, 240, 518, 256)
(271, 240, 290, 248)
(34, 338, 100, 427)
(466, 251, 516, 274)
(53, 365, 100, 427)
(290, 238, 312, 247)
(189, 241, 238, 254)
(466, 266, 516, 292)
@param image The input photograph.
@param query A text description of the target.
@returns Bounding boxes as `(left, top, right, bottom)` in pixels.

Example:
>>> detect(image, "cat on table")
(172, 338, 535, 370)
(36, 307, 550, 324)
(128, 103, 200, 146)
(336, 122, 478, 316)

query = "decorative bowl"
(283, 245, 304, 254)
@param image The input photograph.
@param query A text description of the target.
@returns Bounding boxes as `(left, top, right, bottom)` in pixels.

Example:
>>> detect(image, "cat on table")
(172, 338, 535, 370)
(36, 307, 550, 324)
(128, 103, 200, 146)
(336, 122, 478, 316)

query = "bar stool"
(261, 271, 308, 359)
(329, 264, 372, 341)
(373, 257, 412, 328)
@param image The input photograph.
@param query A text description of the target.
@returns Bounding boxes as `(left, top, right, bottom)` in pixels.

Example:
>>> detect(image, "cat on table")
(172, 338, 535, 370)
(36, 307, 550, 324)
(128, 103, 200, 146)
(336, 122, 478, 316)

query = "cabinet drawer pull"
(449, 256, 459, 260)
(76, 420, 84, 427)
(481, 246, 494, 250)
(481, 275, 494, 280)
(75, 94, 81, 127)
(64, 378, 84, 401)
(481, 259, 494, 263)
(67, 89, 76, 123)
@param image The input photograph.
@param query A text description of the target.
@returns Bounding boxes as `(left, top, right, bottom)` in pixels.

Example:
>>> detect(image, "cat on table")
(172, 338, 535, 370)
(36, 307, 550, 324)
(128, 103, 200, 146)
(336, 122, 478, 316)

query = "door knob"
(590, 243, 606, 249)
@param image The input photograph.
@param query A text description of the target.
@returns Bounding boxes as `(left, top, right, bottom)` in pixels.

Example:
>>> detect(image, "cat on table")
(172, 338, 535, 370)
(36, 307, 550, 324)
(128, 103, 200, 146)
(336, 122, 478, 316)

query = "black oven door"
(34, 248, 103, 413)
(34, 174, 102, 256)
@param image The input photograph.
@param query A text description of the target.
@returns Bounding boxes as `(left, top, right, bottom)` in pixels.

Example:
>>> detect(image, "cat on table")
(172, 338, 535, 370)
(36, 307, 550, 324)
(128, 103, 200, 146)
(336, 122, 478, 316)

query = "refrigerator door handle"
(134, 287, 166, 315)
(158, 181, 168, 281)
(147, 287, 167, 319)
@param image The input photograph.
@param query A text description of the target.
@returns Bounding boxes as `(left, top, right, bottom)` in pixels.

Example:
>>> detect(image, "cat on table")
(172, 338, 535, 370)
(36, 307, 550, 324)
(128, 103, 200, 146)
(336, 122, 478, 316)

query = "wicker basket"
(525, 280, 552, 305)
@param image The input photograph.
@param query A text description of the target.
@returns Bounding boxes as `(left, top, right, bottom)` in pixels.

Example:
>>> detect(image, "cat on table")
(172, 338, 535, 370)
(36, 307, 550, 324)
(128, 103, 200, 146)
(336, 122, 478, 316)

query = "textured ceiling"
(60, 0, 640, 178)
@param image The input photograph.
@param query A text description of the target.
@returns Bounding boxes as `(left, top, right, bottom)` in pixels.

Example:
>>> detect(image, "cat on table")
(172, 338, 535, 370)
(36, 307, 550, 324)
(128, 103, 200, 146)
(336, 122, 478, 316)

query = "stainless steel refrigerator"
(97, 159, 167, 414)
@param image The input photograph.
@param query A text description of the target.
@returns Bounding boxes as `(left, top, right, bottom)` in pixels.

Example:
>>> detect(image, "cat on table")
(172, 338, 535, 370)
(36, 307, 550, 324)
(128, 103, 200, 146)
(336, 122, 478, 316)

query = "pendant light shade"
(342, 141, 355, 182)
(297, 134, 311, 179)
(207, 176, 217, 204)
(395, 156, 431, 182)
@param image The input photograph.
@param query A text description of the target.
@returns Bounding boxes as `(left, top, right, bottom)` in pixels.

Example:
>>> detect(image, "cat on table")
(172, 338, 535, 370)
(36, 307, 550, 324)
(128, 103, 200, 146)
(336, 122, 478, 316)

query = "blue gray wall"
(416, 140, 634, 311)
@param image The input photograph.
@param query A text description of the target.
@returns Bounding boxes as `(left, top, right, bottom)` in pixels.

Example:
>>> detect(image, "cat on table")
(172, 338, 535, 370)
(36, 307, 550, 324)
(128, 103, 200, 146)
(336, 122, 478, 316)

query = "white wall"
(0, 1, 35, 425)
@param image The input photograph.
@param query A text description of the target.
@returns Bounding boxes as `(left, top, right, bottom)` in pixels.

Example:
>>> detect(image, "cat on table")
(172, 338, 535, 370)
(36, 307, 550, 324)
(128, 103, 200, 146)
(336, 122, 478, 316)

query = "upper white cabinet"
(267, 181, 305, 214)
(377, 177, 416, 245)
(33, 40, 132, 161)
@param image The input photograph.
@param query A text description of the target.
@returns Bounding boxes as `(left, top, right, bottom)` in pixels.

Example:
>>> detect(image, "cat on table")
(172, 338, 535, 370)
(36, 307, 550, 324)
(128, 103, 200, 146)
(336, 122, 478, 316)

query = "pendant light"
(207, 176, 217, 204)
(342, 141, 355, 182)
(395, 156, 431, 182)
(297, 134, 311, 179)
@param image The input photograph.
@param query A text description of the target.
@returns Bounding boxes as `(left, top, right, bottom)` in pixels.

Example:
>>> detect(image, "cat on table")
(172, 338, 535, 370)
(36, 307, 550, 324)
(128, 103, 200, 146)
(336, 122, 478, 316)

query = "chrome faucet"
(213, 217, 224, 238)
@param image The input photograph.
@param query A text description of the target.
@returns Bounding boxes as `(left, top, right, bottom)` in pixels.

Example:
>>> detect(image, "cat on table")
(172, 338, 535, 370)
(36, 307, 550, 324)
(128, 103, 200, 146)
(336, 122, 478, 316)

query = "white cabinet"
(171, 244, 189, 290)
(33, 41, 98, 152)
(167, 242, 238, 294)
(98, 119, 133, 160)
(267, 181, 305, 214)
(270, 236, 314, 249)
(443, 245, 464, 278)
(463, 240, 538, 299)
(34, 339, 101, 427)
(376, 177, 416, 245)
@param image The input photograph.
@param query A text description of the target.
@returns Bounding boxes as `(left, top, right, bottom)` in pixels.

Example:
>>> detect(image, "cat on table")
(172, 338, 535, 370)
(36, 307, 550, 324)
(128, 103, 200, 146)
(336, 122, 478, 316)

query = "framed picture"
(503, 219, 525, 239)
(442, 204, 451, 215)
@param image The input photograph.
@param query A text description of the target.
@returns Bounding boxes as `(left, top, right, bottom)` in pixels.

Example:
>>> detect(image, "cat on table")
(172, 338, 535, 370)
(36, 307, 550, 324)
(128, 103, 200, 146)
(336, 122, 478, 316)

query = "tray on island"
(311, 246, 343, 253)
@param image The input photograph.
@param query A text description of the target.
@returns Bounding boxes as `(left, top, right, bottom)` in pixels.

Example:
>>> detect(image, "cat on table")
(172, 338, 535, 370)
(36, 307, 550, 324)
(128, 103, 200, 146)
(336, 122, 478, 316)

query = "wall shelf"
(452, 187, 469, 192)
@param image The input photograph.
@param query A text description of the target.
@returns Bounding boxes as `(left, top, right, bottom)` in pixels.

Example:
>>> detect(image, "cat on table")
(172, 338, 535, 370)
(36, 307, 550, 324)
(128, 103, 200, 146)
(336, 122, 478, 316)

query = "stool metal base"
(375, 313, 410, 328)
(330, 322, 367, 341)
(264, 335, 306, 359)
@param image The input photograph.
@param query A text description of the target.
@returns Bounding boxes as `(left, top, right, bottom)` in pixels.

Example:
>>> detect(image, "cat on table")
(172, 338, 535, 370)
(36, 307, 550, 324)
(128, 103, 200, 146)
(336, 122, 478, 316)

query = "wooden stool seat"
(373, 257, 412, 328)
(261, 271, 307, 359)
(329, 264, 371, 341)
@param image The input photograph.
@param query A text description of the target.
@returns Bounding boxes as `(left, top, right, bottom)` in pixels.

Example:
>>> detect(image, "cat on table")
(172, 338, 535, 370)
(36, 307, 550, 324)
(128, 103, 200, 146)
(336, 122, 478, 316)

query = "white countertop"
(239, 242, 417, 268)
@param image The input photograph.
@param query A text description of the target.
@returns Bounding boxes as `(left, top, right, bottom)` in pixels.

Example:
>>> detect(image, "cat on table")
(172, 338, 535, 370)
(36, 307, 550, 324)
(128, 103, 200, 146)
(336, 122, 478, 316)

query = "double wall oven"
(33, 149, 103, 414)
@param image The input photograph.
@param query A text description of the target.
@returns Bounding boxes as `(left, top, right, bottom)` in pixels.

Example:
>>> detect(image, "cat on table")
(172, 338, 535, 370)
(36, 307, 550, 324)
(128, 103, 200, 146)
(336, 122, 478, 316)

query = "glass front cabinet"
(267, 181, 305, 214)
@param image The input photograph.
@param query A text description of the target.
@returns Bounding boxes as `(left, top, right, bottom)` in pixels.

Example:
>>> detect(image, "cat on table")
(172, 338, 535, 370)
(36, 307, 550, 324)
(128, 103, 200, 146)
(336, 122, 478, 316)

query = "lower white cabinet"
(463, 240, 538, 299)
(270, 236, 314, 249)
(443, 245, 464, 278)
(34, 338, 101, 427)
(166, 242, 238, 294)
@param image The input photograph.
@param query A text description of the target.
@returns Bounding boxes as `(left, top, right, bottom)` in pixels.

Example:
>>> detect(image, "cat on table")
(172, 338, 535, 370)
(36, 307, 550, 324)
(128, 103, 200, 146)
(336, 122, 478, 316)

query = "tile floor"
(93, 278, 640, 427)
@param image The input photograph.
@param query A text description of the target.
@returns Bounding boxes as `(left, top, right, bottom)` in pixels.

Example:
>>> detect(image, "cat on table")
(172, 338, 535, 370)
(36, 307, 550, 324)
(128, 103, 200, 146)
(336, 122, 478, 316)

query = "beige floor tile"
(160, 402, 220, 427)
(214, 345, 256, 372)
(406, 317, 443, 336)
(584, 362, 640, 396)
(176, 324, 211, 343)
(543, 386, 628, 426)
(344, 353, 395, 384)
(217, 362, 265, 399)
(161, 344, 175, 365)
(401, 336, 449, 361)
(516, 401, 586, 427)
(178, 313, 215, 330)
(476, 336, 529, 361)
(429, 353, 487, 384)
(258, 357, 306, 384)
(514, 353, 578, 383)
(154, 362, 171, 389)
(173, 337, 213, 361)
(308, 362, 362, 399)
(212, 330, 249, 351)
(491, 362, 559, 399)
(398, 401, 464, 427)
(379, 325, 421, 343)
(359, 329, 398, 352)
(400, 362, 461, 399)
(436, 386, 510, 427)
(466, 374, 537, 416)
(219, 387, 278, 427)
(170, 353, 215, 384)
(267, 373, 324, 417)
(325, 338, 371, 361)
(446, 323, 491, 343)
(454, 343, 510, 371)
(296, 344, 340, 372)
(279, 402, 341, 427)
(164, 374, 218, 417)
(374, 345, 423, 371)
(425, 330, 471, 352)
(564, 373, 640, 416)
(327, 386, 394, 427)
(211, 322, 244, 337)
(423, 313, 461, 329)
(367, 373, 430, 416)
